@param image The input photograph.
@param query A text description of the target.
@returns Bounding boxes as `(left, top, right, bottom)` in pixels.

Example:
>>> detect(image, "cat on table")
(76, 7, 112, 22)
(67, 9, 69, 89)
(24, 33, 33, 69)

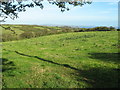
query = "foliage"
(2, 33, 18, 42)
(90, 26, 116, 31)
(117, 29, 120, 31)
(74, 26, 116, 32)
(19, 31, 35, 39)
(34, 30, 48, 37)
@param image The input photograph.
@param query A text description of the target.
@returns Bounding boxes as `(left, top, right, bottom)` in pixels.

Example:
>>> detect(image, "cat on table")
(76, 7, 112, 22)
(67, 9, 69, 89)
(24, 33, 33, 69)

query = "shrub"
(19, 31, 35, 39)
(0, 35, 2, 42)
(92, 27, 111, 31)
(34, 30, 48, 37)
(109, 26, 116, 31)
(74, 28, 87, 32)
(2, 34, 17, 42)
(48, 30, 59, 35)
(34, 31, 43, 37)
(62, 28, 72, 33)
(117, 29, 120, 31)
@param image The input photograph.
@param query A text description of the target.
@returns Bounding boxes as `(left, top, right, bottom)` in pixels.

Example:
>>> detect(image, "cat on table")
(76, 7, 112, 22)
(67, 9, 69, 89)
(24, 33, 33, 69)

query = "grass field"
(1, 28, 119, 88)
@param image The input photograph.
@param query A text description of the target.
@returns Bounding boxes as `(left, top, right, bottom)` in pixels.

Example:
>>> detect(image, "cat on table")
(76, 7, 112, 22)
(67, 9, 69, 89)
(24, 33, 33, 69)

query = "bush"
(19, 31, 35, 39)
(109, 26, 116, 31)
(117, 29, 120, 31)
(62, 28, 72, 33)
(0, 35, 2, 42)
(2, 34, 17, 42)
(48, 30, 59, 35)
(74, 28, 87, 32)
(34, 30, 48, 37)
(34, 31, 43, 37)
(92, 27, 113, 31)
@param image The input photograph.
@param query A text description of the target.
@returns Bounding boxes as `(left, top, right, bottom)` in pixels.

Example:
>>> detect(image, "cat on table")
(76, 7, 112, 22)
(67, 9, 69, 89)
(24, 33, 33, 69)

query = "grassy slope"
(2, 25, 23, 34)
(1, 24, 68, 42)
(2, 31, 119, 88)
(2, 24, 62, 34)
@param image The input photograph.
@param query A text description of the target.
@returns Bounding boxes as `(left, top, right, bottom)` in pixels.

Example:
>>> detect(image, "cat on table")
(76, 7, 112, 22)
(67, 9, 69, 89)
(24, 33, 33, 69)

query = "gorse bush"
(2, 34, 18, 42)
(48, 30, 60, 35)
(109, 26, 116, 31)
(93, 27, 110, 31)
(74, 28, 87, 32)
(34, 30, 48, 37)
(0, 35, 2, 42)
(74, 26, 116, 32)
(117, 29, 120, 31)
(90, 26, 116, 31)
(19, 31, 35, 39)
(34, 31, 43, 37)
(62, 28, 72, 33)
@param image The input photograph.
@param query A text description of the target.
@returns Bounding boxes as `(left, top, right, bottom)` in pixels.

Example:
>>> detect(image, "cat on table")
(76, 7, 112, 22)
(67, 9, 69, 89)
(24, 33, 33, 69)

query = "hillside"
(1, 24, 116, 42)
(2, 31, 119, 88)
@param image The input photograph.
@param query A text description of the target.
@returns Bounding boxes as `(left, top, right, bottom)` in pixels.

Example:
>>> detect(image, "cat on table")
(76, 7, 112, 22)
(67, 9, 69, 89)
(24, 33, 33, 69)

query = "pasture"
(1, 26, 119, 88)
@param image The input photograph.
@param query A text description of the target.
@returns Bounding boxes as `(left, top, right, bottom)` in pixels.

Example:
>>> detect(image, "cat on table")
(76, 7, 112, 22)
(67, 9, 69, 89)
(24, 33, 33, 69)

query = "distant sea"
(3, 23, 118, 29)
(39, 24, 118, 29)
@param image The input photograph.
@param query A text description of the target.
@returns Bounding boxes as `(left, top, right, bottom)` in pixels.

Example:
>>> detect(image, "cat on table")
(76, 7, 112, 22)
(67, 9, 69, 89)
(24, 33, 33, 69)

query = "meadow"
(1, 25, 119, 88)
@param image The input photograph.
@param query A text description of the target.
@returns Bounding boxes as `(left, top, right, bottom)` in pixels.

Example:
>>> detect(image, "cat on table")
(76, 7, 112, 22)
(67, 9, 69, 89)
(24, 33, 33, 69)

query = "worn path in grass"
(2, 31, 119, 88)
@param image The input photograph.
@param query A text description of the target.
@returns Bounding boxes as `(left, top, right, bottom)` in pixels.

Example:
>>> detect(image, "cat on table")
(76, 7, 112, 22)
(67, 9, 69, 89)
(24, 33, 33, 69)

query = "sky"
(1, 0, 118, 27)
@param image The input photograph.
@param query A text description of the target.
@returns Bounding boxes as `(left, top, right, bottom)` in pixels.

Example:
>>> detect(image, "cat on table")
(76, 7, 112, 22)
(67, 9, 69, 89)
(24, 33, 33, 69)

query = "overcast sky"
(2, 0, 118, 27)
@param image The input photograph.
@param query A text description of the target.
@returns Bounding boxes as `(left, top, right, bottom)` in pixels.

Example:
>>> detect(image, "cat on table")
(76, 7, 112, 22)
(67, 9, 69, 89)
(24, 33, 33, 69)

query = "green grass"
(2, 31, 119, 88)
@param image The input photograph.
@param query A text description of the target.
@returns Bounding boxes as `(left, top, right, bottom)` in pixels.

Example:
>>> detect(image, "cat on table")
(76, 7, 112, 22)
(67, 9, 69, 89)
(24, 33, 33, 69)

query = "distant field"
(1, 24, 117, 42)
(1, 24, 71, 34)
(2, 30, 119, 88)
(1, 24, 76, 42)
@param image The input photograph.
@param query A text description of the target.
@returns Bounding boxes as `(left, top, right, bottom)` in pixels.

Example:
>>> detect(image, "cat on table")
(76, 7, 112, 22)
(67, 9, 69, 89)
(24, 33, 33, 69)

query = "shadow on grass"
(74, 66, 119, 88)
(14, 51, 119, 88)
(88, 53, 119, 63)
(1, 58, 16, 88)
(3, 49, 119, 88)
(14, 51, 80, 71)
(72, 52, 119, 88)
(0, 58, 16, 72)
(3, 49, 80, 71)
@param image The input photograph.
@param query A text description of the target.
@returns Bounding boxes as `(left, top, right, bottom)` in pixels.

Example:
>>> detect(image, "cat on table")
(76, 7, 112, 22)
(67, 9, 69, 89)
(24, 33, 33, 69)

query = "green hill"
(1, 24, 116, 42)
(2, 30, 119, 88)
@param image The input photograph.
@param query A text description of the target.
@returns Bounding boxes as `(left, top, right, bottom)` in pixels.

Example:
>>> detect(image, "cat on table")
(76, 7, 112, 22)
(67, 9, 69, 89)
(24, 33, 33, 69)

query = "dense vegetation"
(1, 24, 117, 42)
(1, 25, 119, 88)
